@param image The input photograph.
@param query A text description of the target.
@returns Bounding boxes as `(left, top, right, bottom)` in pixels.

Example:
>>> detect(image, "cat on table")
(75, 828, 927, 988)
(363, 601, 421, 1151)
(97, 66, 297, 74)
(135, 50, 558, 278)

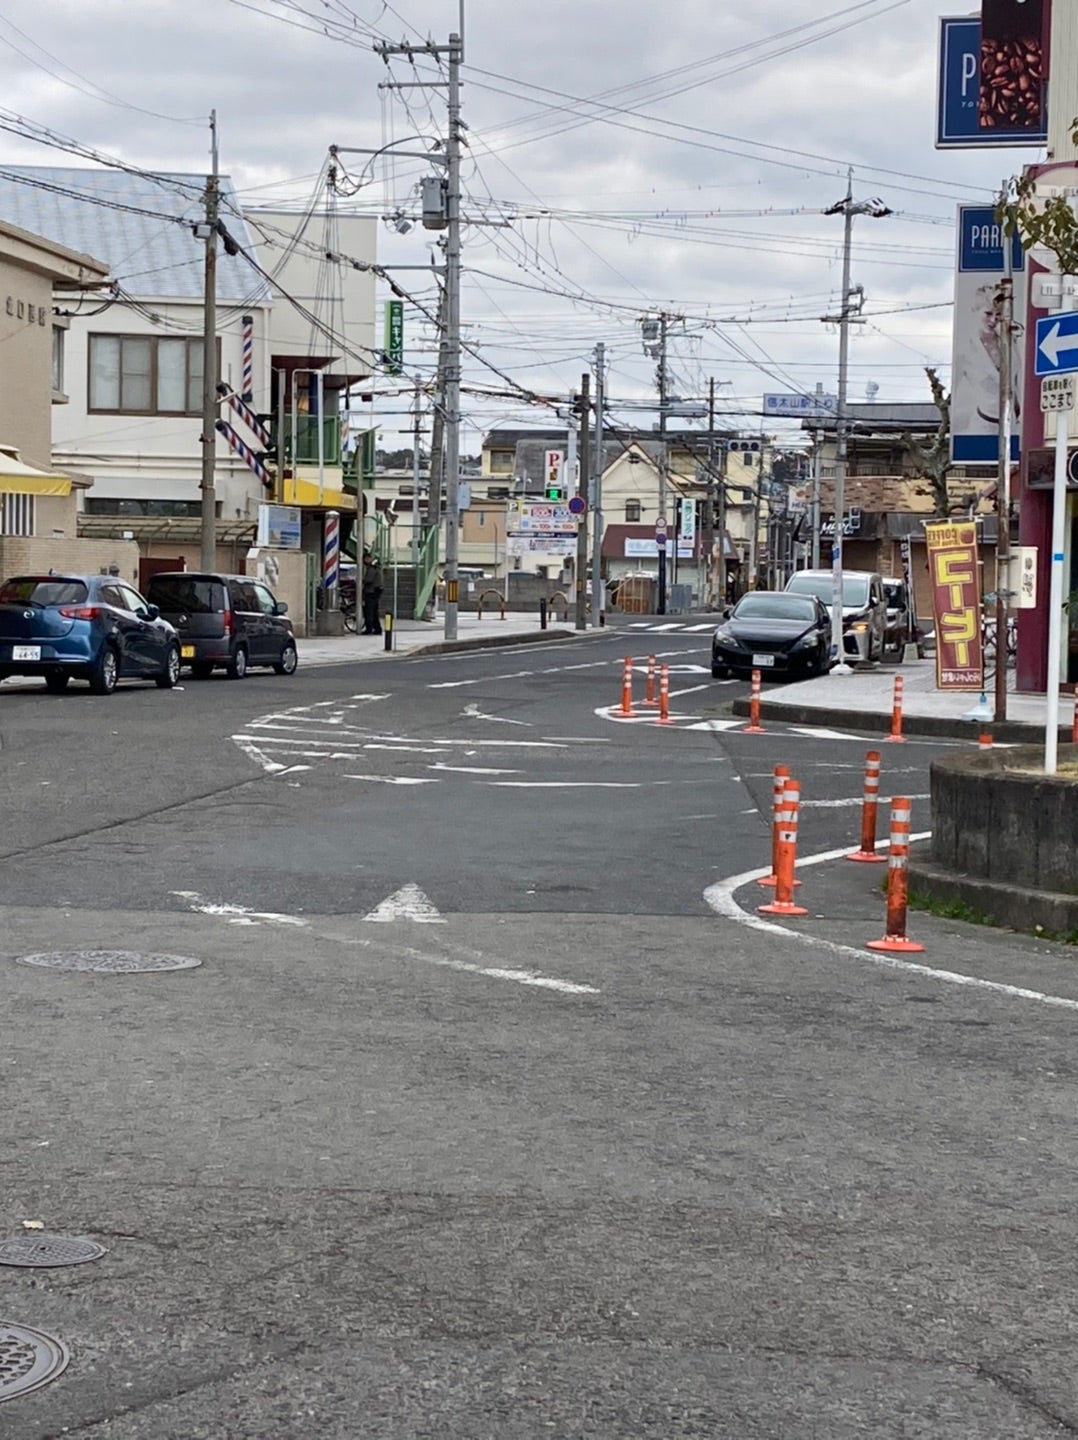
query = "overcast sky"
(0, 0, 1047, 451)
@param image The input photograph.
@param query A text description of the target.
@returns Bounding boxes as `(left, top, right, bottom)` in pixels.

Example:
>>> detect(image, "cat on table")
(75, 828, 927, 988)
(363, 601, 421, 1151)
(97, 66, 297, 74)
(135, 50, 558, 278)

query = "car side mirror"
(721, 605, 732, 619)
(140, 604, 160, 621)
(274, 600, 289, 616)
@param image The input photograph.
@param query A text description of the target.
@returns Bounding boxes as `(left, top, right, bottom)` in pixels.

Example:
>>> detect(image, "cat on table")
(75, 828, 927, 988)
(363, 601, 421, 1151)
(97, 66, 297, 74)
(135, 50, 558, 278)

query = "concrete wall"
(246, 547, 310, 637)
(0, 537, 141, 587)
(0, 257, 54, 471)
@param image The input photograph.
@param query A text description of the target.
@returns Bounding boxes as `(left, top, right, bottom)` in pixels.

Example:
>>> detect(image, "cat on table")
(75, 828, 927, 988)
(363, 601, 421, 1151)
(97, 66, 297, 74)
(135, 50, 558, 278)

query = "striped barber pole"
(241, 315, 253, 401)
(217, 383, 270, 448)
(323, 510, 340, 595)
(214, 419, 270, 489)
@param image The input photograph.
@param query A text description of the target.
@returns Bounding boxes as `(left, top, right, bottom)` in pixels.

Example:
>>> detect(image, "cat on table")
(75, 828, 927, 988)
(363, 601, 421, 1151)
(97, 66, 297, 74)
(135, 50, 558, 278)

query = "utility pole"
(411, 372, 423, 568)
(575, 372, 590, 631)
(426, 284, 448, 601)
(993, 257, 1014, 726)
(657, 311, 669, 614)
(703, 377, 716, 608)
(199, 111, 219, 572)
(591, 343, 605, 629)
(830, 170, 855, 674)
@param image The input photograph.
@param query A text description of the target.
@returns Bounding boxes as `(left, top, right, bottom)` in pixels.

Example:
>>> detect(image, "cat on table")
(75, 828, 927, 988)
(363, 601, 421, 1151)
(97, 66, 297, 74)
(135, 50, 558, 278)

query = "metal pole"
(831, 169, 854, 674)
(657, 312, 668, 614)
(810, 426, 822, 569)
(703, 377, 716, 607)
(411, 372, 422, 567)
(994, 259, 1013, 725)
(1045, 276, 1076, 775)
(575, 372, 590, 631)
(717, 442, 728, 606)
(442, 31, 463, 641)
(199, 112, 219, 572)
(591, 342, 605, 628)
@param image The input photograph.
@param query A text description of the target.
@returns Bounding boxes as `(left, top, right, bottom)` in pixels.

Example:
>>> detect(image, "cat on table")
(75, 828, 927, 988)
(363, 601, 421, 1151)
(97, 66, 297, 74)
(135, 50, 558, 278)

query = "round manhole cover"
(0, 1321, 69, 1403)
(15, 950, 201, 974)
(0, 1236, 106, 1268)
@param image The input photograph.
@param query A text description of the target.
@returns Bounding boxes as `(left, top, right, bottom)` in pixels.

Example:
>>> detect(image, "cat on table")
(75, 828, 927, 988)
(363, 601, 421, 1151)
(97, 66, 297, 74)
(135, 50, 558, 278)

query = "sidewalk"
(297, 612, 582, 667)
(734, 659, 1067, 743)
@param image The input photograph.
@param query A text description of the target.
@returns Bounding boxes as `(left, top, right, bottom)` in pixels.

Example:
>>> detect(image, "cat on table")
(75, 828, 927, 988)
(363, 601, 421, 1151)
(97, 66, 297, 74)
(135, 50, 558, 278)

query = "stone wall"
(0, 537, 141, 587)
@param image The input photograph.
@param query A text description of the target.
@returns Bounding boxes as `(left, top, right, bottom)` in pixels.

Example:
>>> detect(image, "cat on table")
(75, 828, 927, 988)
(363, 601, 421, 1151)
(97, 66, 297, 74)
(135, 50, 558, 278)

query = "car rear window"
(0, 577, 88, 606)
(735, 595, 817, 621)
(147, 577, 224, 613)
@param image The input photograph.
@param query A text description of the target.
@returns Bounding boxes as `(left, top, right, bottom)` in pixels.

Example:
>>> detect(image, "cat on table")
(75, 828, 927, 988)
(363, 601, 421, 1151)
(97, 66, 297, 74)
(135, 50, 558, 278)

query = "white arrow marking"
(463, 702, 531, 726)
(1037, 320, 1078, 369)
(364, 883, 445, 923)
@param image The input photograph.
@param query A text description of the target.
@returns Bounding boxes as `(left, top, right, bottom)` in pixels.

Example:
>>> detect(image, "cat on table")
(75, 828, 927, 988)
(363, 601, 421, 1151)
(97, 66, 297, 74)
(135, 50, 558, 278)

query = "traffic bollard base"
(742, 724, 766, 735)
(866, 934, 925, 953)
(846, 849, 888, 864)
(757, 899, 809, 917)
(883, 735, 906, 744)
(756, 874, 801, 887)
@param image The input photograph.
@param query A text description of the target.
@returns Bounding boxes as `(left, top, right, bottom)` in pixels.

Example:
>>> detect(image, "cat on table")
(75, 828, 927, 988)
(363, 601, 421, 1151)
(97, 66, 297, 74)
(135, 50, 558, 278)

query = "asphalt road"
(3, 620, 1078, 1438)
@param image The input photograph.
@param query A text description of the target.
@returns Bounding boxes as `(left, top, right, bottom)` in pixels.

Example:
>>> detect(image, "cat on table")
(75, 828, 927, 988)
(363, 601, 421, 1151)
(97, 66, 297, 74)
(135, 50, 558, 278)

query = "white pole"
(1044, 328, 1072, 775)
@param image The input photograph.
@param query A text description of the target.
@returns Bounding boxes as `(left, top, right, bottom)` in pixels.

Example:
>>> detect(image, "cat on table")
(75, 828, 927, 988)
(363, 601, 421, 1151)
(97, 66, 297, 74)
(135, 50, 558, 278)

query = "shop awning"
(0, 447, 72, 496)
(281, 475, 354, 511)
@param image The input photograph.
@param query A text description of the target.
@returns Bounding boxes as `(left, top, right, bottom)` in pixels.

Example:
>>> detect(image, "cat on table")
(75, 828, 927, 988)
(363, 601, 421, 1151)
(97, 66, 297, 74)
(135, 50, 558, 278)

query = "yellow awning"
(281, 475, 352, 510)
(0, 473, 71, 496)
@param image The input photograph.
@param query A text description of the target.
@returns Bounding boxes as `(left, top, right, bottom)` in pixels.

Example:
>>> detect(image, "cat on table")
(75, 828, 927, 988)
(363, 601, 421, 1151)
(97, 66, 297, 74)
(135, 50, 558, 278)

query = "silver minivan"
(784, 568, 887, 664)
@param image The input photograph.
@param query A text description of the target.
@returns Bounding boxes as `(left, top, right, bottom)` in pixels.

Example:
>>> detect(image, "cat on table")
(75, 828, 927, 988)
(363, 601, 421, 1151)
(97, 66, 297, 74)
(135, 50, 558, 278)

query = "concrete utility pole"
(657, 312, 669, 614)
(591, 343, 605, 629)
(199, 112, 219, 572)
(993, 259, 1014, 726)
(703, 377, 716, 607)
(411, 372, 423, 567)
(575, 372, 590, 631)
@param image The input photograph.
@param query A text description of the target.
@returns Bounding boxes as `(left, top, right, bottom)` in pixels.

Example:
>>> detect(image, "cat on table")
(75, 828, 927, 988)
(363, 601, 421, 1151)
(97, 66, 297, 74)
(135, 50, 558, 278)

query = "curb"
(908, 847, 1078, 940)
(730, 697, 1065, 745)
(388, 627, 581, 659)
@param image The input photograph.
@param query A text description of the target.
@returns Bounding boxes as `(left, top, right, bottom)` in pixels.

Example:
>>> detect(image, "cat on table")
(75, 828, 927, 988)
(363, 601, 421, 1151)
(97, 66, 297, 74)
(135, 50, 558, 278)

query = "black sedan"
(711, 592, 832, 680)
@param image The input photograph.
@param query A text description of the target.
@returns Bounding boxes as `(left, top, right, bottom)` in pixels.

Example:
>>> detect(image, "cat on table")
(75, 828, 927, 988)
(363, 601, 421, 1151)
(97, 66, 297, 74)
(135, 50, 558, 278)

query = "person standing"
(361, 549, 383, 635)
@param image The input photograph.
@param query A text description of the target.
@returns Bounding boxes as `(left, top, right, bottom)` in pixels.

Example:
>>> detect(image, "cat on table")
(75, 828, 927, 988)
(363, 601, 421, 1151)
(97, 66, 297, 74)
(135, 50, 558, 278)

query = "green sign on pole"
(384, 299, 404, 375)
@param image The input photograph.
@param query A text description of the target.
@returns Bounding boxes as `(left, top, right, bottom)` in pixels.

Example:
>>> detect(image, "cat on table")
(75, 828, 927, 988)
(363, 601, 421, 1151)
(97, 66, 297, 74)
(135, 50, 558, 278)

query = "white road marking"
(463, 701, 531, 726)
(685, 719, 746, 732)
(489, 780, 645, 789)
(345, 774, 439, 785)
(788, 725, 863, 741)
(429, 762, 522, 775)
(800, 792, 929, 810)
(399, 944, 600, 994)
(704, 841, 1078, 1014)
(364, 883, 444, 923)
(233, 738, 288, 773)
(427, 678, 480, 688)
(171, 891, 308, 927)
(683, 622, 719, 631)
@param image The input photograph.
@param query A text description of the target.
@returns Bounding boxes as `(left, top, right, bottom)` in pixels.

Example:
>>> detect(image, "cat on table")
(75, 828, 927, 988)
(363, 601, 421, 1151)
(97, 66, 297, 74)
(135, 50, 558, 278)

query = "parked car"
(711, 591, 832, 680)
(0, 573, 180, 694)
(784, 568, 887, 664)
(881, 577, 924, 658)
(144, 571, 297, 679)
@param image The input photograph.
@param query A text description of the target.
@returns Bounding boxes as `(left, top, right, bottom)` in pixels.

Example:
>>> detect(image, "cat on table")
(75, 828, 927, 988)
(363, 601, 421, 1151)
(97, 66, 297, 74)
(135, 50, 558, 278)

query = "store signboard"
(925, 520, 984, 688)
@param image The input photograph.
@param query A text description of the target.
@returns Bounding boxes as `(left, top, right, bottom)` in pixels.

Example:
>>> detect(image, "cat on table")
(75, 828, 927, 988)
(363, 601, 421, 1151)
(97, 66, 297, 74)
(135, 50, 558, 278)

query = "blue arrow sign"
(1035, 313, 1078, 377)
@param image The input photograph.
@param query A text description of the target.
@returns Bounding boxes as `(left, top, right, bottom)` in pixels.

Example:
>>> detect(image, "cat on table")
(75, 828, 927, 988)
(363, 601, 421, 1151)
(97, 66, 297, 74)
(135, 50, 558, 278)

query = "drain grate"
(15, 949, 201, 974)
(0, 1236, 106, 1268)
(0, 1321, 69, 1403)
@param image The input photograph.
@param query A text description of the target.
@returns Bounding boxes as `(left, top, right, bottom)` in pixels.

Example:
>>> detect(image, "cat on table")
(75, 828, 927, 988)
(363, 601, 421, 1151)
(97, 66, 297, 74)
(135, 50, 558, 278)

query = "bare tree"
(900, 366, 956, 516)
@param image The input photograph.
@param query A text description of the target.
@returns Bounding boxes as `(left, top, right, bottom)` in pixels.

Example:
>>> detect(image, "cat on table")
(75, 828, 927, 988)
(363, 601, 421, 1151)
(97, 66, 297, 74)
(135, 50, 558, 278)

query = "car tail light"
(223, 609, 234, 635)
(58, 606, 101, 620)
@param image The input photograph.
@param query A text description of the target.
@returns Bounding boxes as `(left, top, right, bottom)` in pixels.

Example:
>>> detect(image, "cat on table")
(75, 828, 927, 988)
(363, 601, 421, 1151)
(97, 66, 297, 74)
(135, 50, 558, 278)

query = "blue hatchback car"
(0, 573, 181, 694)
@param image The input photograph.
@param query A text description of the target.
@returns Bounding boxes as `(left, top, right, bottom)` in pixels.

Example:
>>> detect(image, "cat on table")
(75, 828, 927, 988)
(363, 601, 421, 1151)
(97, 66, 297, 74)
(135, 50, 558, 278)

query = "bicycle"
(981, 611, 1017, 678)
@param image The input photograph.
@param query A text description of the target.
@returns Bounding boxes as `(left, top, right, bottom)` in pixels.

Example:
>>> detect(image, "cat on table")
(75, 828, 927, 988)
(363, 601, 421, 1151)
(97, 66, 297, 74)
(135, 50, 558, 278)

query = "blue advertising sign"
(1034, 313, 1078, 377)
(957, 206, 1025, 273)
(936, 17, 1048, 148)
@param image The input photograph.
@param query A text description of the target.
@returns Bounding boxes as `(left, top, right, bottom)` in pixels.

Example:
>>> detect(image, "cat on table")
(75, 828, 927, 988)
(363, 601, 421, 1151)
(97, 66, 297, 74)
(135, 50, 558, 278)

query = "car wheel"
(89, 645, 119, 695)
(191, 662, 214, 680)
(273, 641, 298, 676)
(156, 643, 181, 689)
(711, 661, 728, 679)
(226, 646, 248, 680)
(44, 673, 70, 693)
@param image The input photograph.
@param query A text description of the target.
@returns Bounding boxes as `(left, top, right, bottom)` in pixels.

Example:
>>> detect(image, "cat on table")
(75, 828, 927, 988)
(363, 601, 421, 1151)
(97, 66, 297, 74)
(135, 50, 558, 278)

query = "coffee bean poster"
(979, 0, 1048, 133)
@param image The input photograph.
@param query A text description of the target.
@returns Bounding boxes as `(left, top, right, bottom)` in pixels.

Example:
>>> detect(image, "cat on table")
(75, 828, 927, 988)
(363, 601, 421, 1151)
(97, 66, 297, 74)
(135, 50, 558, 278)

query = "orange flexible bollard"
(979, 731, 993, 751)
(656, 664, 674, 724)
(758, 764, 800, 888)
(867, 797, 924, 953)
(744, 668, 766, 734)
(620, 656, 634, 716)
(846, 750, 887, 864)
(758, 779, 808, 917)
(884, 674, 906, 744)
(644, 654, 658, 706)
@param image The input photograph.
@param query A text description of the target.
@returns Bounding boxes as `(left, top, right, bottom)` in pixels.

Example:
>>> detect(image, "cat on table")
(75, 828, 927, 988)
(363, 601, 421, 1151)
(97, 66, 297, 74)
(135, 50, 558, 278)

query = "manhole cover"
(0, 1236, 106, 1268)
(15, 950, 201, 974)
(0, 1321, 69, 1403)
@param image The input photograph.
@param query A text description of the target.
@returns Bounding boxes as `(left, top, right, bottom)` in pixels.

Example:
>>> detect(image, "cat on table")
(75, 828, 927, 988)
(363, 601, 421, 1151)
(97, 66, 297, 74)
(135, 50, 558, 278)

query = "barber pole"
(884, 674, 906, 743)
(323, 510, 340, 597)
(757, 779, 808, 917)
(866, 797, 924, 953)
(846, 750, 887, 863)
(217, 383, 270, 448)
(214, 419, 270, 489)
(241, 314, 253, 402)
(744, 668, 765, 733)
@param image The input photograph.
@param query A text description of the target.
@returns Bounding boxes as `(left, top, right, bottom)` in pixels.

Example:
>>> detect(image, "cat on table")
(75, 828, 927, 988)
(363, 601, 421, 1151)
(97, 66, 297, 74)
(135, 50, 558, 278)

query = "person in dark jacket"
(361, 549, 383, 635)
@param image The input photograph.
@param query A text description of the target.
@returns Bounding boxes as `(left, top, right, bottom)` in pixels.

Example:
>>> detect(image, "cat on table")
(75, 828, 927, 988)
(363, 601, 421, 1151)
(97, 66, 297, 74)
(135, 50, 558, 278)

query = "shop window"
(89, 334, 207, 414)
(625, 500, 641, 522)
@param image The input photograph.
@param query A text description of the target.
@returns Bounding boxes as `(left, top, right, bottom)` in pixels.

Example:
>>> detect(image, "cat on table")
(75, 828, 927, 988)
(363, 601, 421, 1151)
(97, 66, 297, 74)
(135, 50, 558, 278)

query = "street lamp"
(823, 176, 892, 674)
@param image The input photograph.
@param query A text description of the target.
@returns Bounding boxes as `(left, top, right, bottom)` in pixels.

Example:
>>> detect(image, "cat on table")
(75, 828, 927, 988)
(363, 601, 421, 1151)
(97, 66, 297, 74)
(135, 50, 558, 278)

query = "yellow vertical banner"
(924, 520, 983, 689)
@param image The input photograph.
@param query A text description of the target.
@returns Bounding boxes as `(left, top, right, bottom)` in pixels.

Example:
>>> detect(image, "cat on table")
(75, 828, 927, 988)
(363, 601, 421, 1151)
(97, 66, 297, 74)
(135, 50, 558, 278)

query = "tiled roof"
(0, 166, 270, 303)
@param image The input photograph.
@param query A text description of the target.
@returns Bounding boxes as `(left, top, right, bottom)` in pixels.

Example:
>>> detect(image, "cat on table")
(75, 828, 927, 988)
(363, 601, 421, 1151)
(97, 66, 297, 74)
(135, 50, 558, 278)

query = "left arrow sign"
(1035, 313, 1078, 375)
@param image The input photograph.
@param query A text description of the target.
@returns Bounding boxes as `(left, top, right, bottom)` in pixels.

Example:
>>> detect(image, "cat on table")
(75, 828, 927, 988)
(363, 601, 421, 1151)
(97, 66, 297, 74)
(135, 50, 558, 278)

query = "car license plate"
(180, 645, 196, 658)
(752, 653, 775, 667)
(12, 645, 41, 661)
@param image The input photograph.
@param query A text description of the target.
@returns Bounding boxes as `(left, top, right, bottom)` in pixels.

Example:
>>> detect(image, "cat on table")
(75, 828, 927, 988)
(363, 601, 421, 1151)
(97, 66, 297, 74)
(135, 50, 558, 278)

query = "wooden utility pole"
(199, 112, 219, 572)
(994, 268, 1014, 724)
(575, 371, 590, 631)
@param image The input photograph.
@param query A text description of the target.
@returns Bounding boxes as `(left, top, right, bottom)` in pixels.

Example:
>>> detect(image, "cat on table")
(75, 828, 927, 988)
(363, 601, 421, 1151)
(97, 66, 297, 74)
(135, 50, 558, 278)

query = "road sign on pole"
(1041, 375, 1076, 413)
(1035, 312, 1078, 376)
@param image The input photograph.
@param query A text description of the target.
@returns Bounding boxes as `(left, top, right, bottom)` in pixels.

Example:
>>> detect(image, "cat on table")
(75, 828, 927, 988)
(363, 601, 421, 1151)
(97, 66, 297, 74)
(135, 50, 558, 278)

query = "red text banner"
(925, 520, 984, 689)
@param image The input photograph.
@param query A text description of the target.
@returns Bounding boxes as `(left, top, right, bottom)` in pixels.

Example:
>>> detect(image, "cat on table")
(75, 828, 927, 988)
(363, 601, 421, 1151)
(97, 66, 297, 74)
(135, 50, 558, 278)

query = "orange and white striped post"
(620, 656, 634, 716)
(758, 779, 808, 917)
(867, 797, 924, 953)
(979, 731, 993, 751)
(846, 750, 887, 863)
(656, 664, 673, 724)
(884, 673, 906, 744)
(644, 654, 658, 706)
(743, 667, 765, 734)
(758, 763, 797, 887)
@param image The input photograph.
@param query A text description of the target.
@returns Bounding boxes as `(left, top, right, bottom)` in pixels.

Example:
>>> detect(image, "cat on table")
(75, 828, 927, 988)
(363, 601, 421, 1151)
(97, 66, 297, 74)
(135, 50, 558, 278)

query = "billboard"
(936, 14, 1049, 148)
(951, 204, 1025, 464)
(925, 520, 984, 689)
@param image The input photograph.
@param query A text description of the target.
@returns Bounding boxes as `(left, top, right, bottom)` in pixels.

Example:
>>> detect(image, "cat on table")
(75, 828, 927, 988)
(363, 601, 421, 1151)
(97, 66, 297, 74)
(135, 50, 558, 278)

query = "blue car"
(0, 573, 181, 695)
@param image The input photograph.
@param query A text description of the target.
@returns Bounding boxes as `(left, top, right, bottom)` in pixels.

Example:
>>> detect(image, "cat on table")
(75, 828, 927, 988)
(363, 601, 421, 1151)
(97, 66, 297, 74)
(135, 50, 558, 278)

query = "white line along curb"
(704, 837, 1078, 1014)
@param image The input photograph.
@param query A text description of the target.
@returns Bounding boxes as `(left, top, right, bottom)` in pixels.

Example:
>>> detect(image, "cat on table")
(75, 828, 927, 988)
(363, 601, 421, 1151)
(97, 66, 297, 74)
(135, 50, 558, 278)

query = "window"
(488, 449, 514, 473)
(625, 500, 641, 522)
(1, 494, 34, 536)
(251, 582, 278, 615)
(52, 325, 65, 395)
(89, 334, 206, 414)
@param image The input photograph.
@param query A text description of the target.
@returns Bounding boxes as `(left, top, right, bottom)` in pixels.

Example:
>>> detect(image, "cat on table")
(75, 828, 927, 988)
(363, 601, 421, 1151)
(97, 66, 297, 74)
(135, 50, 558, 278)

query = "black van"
(145, 572, 298, 679)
